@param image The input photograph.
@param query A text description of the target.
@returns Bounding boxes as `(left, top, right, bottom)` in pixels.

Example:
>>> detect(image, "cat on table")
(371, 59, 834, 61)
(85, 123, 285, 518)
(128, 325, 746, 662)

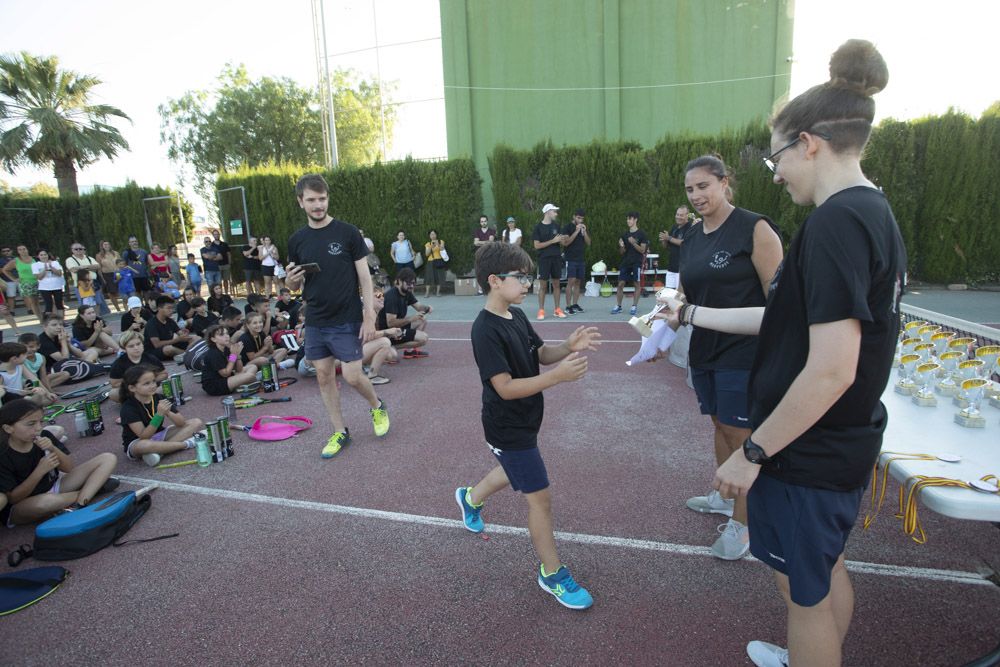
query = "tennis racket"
(45, 390, 111, 423)
(58, 382, 110, 400)
(233, 396, 292, 409)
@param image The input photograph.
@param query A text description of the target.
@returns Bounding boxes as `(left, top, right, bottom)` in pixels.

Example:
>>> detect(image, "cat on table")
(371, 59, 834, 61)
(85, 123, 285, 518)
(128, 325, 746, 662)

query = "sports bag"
(33, 490, 159, 561)
(183, 339, 210, 371)
(0, 566, 68, 616)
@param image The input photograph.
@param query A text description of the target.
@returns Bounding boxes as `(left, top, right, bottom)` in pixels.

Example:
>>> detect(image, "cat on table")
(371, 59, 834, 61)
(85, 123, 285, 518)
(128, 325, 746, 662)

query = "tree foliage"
(159, 64, 396, 203)
(0, 52, 131, 198)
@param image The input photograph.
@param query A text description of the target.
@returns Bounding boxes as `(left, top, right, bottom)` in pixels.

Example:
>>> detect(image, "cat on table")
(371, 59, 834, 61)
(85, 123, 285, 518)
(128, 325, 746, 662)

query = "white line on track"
(424, 337, 642, 344)
(118, 476, 993, 588)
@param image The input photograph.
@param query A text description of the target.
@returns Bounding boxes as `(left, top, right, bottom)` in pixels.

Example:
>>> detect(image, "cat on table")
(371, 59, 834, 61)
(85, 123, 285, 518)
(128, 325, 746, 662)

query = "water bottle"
(74, 411, 89, 437)
(222, 396, 236, 423)
(195, 433, 211, 467)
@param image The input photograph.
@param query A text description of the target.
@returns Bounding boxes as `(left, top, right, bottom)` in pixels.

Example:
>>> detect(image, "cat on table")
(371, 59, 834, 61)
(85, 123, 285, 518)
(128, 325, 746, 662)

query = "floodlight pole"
(314, 0, 339, 168)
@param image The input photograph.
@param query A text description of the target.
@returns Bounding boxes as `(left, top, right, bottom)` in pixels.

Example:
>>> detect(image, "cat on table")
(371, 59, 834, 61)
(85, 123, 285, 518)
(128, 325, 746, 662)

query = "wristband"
(228, 354, 238, 363)
(150, 414, 164, 428)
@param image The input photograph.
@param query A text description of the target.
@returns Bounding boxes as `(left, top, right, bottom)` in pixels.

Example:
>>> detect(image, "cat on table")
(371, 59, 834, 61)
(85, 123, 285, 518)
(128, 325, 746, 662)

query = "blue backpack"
(33, 489, 170, 561)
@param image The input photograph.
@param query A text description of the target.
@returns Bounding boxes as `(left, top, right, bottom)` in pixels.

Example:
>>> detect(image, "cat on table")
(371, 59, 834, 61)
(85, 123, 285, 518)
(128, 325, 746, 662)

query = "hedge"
(489, 111, 1000, 284)
(0, 181, 194, 258)
(216, 158, 483, 275)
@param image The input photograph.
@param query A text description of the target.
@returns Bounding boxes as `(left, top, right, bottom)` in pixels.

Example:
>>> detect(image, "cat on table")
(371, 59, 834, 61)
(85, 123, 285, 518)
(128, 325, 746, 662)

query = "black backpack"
(33, 491, 159, 561)
(183, 339, 211, 372)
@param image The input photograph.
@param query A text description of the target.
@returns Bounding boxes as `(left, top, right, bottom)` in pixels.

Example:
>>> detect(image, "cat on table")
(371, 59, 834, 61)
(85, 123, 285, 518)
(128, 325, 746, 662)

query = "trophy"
(947, 337, 976, 360)
(914, 343, 935, 363)
(917, 324, 941, 344)
(629, 287, 679, 337)
(954, 359, 986, 408)
(912, 362, 941, 407)
(955, 378, 988, 428)
(897, 337, 921, 368)
(895, 354, 921, 395)
(903, 320, 927, 335)
(931, 331, 956, 360)
(937, 351, 964, 396)
(975, 345, 1000, 401)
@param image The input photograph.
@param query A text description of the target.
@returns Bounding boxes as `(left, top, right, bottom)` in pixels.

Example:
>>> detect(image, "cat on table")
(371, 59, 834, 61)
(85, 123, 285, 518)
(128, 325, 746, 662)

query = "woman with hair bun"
(661, 40, 906, 666)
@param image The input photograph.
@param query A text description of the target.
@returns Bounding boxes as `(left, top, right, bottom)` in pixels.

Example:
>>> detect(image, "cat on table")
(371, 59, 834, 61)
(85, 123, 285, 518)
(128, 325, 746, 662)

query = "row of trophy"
(893, 320, 1000, 428)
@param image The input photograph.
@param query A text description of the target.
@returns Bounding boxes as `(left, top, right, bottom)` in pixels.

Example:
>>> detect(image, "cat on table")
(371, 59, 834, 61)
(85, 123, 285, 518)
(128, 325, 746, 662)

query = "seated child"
(0, 342, 58, 407)
(239, 312, 288, 367)
(0, 398, 117, 526)
(188, 297, 219, 338)
(18, 332, 71, 390)
(219, 306, 245, 339)
(156, 274, 181, 299)
(201, 324, 260, 396)
(120, 295, 147, 334)
(76, 274, 98, 307)
(109, 331, 168, 403)
(119, 364, 204, 467)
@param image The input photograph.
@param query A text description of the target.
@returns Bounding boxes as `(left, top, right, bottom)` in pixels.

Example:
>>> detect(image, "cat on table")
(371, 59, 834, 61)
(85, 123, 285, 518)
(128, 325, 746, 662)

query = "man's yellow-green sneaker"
(371, 399, 389, 437)
(321, 429, 351, 459)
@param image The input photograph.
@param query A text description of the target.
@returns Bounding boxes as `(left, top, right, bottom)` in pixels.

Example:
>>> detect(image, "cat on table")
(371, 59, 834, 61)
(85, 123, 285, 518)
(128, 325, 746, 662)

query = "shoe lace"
(717, 521, 742, 539)
(372, 407, 387, 424)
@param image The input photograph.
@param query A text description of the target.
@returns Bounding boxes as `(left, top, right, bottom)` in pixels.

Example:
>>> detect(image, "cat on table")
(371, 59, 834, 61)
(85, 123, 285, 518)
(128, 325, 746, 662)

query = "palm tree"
(0, 52, 130, 197)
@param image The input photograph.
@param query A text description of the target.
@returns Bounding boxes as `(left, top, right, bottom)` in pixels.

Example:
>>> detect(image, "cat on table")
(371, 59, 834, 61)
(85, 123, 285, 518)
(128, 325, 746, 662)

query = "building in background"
(440, 0, 794, 215)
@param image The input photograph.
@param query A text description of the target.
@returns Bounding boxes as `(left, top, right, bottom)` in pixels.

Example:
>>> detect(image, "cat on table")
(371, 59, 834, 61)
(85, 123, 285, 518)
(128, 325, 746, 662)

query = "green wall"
(441, 0, 794, 217)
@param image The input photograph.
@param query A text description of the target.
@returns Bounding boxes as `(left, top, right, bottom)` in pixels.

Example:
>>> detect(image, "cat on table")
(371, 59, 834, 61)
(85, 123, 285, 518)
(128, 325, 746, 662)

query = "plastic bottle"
(74, 411, 89, 437)
(195, 433, 211, 467)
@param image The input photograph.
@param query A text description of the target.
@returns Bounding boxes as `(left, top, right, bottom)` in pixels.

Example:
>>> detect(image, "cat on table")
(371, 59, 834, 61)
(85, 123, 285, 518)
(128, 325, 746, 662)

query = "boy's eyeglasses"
(762, 131, 832, 173)
(495, 273, 533, 286)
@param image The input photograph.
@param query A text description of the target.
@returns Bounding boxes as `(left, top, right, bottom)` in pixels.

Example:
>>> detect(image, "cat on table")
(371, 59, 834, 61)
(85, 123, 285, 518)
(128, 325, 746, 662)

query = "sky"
(1, 0, 998, 216)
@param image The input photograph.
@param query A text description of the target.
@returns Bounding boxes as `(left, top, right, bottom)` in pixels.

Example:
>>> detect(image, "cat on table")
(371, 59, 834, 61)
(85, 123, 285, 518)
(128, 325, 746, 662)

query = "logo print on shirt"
(709, 251, 732, 269)
(327, 242, 344, 256)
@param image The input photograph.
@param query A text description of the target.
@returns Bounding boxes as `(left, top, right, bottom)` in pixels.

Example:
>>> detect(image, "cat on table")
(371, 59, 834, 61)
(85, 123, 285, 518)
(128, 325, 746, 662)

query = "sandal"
(367, 375, 390, 385)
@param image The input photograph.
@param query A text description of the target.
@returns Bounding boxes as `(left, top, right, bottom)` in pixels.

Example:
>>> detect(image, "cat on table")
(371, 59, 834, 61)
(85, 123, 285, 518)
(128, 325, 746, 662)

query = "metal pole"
(311, 0, 332, 164)
(319, 0, 339, 167)
(175, 190, 189, 247)
(372, 0, 387, 161)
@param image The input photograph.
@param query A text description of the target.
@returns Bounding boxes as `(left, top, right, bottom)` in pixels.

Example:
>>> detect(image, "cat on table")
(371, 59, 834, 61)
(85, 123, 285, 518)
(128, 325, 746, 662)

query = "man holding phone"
(285, 174, 390, 459)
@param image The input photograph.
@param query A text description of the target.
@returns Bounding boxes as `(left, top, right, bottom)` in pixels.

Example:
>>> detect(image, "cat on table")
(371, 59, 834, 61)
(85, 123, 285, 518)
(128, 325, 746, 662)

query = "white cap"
(542, 203, 559, 214)
(127, 296, 142, 309)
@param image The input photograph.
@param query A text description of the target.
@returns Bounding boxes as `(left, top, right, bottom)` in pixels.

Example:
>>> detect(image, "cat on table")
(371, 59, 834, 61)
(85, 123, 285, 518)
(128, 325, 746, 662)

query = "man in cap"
(532, 203, 567, 320)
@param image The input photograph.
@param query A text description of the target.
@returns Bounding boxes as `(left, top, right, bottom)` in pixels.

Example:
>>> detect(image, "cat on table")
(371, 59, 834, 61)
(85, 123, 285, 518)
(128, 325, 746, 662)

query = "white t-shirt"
(32, 261, 65, 291)
(261, 245, 278, 267)
(0, 364, 24, 392)
(505, 228, 523, 245)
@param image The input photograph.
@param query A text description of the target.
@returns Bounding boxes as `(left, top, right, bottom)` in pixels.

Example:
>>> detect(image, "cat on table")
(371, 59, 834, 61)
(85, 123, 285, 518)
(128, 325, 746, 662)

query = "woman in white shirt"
(502, 216, 522, 246)
(260, 235, 281, 298)
(32, 250, 66, 319)
(390, 230, 416, 275)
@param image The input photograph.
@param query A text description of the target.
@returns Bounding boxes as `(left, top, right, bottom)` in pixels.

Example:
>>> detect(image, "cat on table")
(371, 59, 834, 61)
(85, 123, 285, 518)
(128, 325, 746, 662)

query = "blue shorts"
(748, 473, 865, 607)
(204, 270, 221, 286)
(617, 264, 640, 283)
(690, 367, 751, 427)
(490, 444, 549, 494)
(304, 322, 363, 363)
(565, 260, 586, 281)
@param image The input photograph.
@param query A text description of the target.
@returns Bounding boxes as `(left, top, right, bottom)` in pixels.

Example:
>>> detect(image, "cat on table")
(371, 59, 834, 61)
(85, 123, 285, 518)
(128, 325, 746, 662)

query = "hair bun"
(828, 39, 888, 97)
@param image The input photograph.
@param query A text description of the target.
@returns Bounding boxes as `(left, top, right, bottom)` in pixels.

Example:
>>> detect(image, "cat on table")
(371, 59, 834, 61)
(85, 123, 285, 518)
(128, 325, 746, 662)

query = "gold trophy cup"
(917, 324, 941, 344)
(931, 331, 956, 360)
(914, 342, 935, 363)
(912, 362, 941, 407)
(628, 288, 679, 337)
(895, 354, 921, 395)
(955, 378, 988, 428)
(937, 351, 964, 397)
(975, 345, 1000, 402)
(954, 359, 986, 408)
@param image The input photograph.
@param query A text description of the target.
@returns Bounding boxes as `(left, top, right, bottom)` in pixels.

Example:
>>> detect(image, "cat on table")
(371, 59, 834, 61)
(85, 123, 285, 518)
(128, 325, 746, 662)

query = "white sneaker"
(686, 489, 734, 517)
(747, 640, 788, 667)
(711, 519, 750, 560)
(278, 359, 296, 370)
(142, 453, 162, 467)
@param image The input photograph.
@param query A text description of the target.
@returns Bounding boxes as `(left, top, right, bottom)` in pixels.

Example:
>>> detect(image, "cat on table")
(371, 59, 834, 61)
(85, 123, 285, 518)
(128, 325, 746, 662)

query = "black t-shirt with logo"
(619, 229, 649, 267)
(532, 222, 563, 259)
(751, 187, 906, 491)
(561, 223, 587, 262)
(471, 307, 545, 450)
(286, 219, 368, 327)
(109, 352, 165, 380)
(680, 209, 773, 370)
(144, 316, 180, 354)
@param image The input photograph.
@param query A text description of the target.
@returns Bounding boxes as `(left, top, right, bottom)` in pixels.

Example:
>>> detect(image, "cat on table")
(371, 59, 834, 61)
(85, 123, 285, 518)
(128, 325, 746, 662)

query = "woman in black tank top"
(676, 155, 783, 560)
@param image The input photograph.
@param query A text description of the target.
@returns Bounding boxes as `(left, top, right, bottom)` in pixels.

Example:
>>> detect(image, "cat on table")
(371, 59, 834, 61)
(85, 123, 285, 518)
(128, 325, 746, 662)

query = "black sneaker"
(100, 477, 121, 494)
(573, 304, 584, 313)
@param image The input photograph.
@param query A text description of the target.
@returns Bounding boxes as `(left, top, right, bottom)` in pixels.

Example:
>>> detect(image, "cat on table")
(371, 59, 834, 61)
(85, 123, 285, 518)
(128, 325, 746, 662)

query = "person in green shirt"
(1, 245, 41, 324)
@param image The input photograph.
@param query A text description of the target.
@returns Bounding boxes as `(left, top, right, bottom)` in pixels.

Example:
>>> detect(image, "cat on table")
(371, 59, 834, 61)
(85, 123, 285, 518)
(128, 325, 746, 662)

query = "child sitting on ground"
(156, 273, 181, 299)
(18, 333, 71, 390)
(0, 342, 59, 407)
(119, 364, 204, 467)
(120, 296, 146, 334)
(188, 297, 219, 338)
(109, 331, 167, 403)
(454, 242, 602, 610)
(0, 398, 117, 526)
(201, 324, 260, 396)
(76, 274, 98, 307)
(239, 312, 289, 368)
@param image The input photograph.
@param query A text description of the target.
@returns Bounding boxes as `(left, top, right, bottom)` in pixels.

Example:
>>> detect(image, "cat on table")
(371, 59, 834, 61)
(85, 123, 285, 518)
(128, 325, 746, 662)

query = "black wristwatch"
(742, 436, 771, 465)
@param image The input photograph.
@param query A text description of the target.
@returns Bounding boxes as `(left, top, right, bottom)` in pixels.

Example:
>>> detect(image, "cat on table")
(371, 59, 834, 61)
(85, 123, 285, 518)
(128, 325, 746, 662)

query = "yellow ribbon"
(864, 452, 937, 530)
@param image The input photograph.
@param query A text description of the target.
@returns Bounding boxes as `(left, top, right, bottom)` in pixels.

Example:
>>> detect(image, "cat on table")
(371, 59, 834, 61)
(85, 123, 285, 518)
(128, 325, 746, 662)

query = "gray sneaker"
(685, 489, 734, 517)
(711, 519, 750, 560)
(747, 641, 788, 667)
(142, 452, 161, 467)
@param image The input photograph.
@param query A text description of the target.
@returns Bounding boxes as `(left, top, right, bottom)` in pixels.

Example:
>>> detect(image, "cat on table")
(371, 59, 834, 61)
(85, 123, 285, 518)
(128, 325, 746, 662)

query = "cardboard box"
(454, 277, 479, 296)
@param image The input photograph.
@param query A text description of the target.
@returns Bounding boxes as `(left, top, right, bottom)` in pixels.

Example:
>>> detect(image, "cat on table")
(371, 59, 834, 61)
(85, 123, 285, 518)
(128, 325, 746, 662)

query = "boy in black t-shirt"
(560, 208, 591, 314)
(144, 295, 196, 361)
(377, 268, 431, 358)
(455, 242, 601, 610)
(612, 212, 649, 316)
(188, 297, 218, 338)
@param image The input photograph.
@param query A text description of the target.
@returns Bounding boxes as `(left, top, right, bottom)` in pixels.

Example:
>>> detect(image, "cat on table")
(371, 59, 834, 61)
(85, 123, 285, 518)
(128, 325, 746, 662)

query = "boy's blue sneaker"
(610, 305, 622, 314)
(455, 486, 484, 533)
(537, 564, 593, 610)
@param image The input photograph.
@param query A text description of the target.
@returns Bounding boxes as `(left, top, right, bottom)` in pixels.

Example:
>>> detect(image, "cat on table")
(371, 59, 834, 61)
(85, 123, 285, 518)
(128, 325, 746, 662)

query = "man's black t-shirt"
(532, 222, 563, 259)
(680, 209, 773, 370)
(619, 229, 649, 267)
(751, 187, 906, 492)
(144, 316, 180, 354)
(214, 241, 230, 265)
(286, 219, 368, 327)
(190, 313, 218, 338)
(38, 332, 62, 371)
(243, 247, 261, 271)
(201, 347, 232, 396)
(120, 393, 166, 450)
(109, 352, 165, 380)
(561, 222, 587, 262)
(471, 307, 545, 450)
(666, 224, 689, 273)
(380, 287, 416, 326)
